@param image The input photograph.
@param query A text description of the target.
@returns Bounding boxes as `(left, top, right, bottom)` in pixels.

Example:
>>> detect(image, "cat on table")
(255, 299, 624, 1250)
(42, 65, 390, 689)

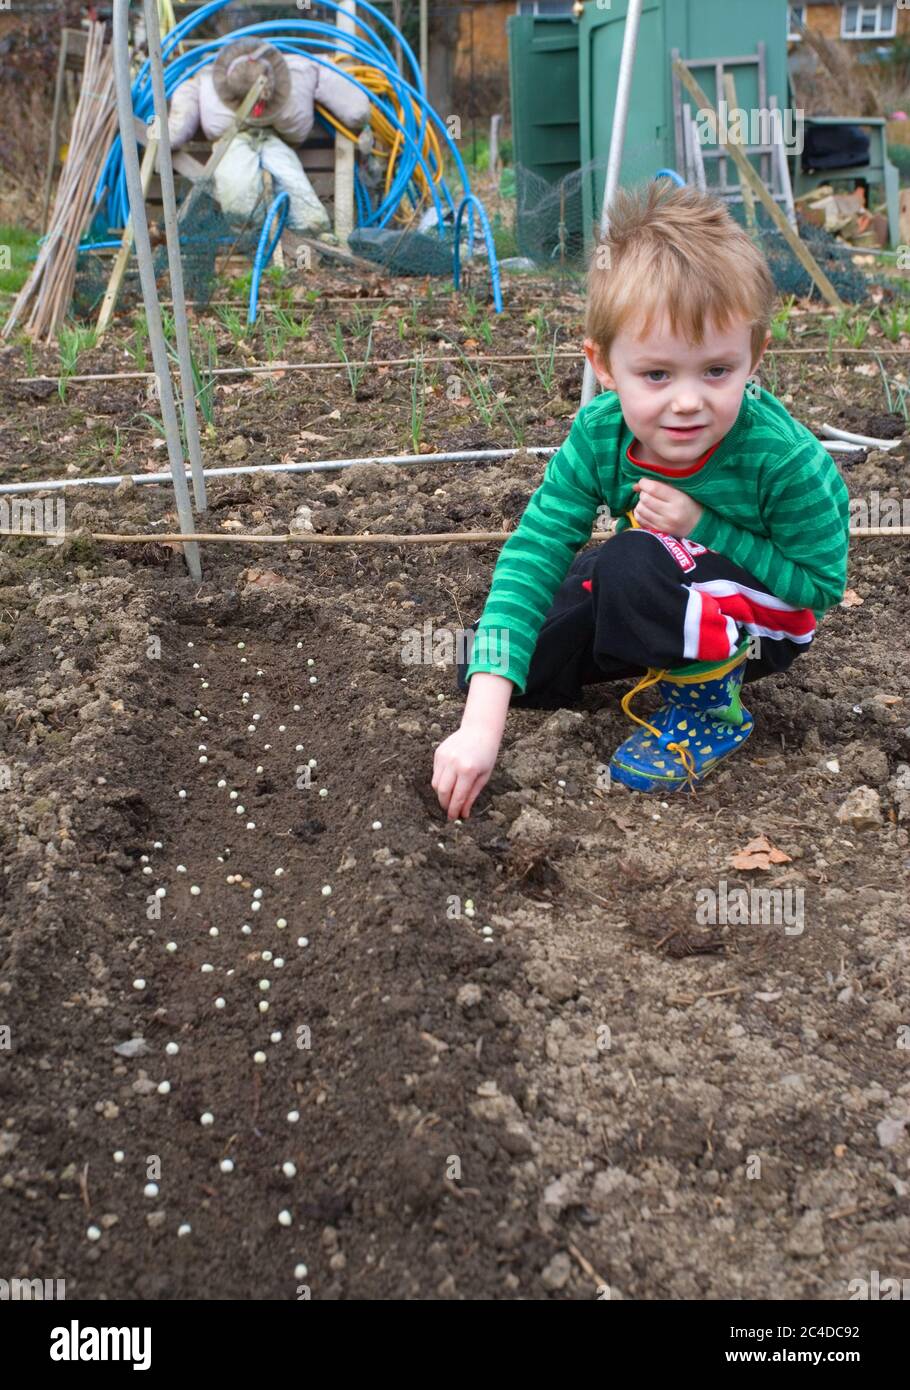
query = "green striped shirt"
(465, 386, 850, 694)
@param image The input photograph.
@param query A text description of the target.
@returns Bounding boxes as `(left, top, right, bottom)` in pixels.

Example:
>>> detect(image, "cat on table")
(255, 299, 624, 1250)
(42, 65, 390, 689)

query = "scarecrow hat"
(212, 39, 290, 125)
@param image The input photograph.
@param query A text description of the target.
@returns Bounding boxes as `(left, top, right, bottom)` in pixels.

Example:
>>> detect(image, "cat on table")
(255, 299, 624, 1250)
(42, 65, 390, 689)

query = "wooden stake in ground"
(96, 135, 159, 338)
(673, 59, 845, 311)
(722, 72, 756, 232)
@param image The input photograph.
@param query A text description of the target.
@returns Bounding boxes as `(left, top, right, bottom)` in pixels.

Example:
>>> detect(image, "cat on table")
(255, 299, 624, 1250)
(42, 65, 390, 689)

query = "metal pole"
(419, 0, 428, 93)
(112, 0, 201, 582)
(0, 436, 855, 500)
(143, 0, 207, 512)
(580, 0, 644, 408)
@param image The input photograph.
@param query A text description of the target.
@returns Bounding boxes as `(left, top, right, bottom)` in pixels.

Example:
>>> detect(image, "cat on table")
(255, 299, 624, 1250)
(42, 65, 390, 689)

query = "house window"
(788, 5, 806, 41)
(842, 3, 897, 38)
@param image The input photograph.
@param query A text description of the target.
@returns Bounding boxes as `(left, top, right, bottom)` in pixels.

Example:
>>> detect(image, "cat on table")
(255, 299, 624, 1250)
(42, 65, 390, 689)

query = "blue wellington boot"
(609, 641, 754, 793)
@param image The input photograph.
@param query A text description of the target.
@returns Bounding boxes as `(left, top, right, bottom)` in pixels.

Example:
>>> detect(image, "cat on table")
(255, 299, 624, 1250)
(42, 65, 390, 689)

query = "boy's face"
(583, 314, 771, 470)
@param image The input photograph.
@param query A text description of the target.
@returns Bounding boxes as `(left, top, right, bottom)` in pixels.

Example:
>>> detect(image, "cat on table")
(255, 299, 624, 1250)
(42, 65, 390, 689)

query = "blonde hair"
(585, 180, 776, 367)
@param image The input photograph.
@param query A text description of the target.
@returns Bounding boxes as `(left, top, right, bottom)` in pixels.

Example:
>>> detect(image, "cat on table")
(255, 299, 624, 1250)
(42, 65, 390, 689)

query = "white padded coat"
(167, 54, 370, 148)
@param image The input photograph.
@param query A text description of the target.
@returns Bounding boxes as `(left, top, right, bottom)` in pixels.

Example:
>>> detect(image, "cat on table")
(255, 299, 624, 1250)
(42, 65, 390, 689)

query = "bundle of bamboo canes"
(2, 23, 118, 343)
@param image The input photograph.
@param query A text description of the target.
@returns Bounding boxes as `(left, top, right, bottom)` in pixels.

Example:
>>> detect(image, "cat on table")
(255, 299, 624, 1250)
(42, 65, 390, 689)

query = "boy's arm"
(466, 411, 607, 695)
(687, 447, 850, 613)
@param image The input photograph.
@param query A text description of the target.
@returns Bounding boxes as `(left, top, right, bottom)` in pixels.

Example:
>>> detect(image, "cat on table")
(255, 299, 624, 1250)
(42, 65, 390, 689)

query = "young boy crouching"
(432, 181, 850, 820)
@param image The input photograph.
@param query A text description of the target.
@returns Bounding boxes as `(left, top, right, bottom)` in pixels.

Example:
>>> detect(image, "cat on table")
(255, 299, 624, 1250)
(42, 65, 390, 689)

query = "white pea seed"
(259, 979, 270, 991)
(482, 926, 493, 937)
(261, 951, 273, 962)
(308, 758, 317, 769)
(256, 765, 264, 774)
(230, 791, 238, 800)
(240, 658, 247, 665)
(278, 725, 286, 733)
(177, 1224, 192, 1237)
(270, 1031, 282, 1043)
(293, 705, 301, 712)
(153, 842, 162, 850)
(199, 756, 208, 765)
(235, 805, 245, 815)
(193, 710, 201, 718)
(309, 676, 317, 685)
(219, 1159, 234, 1174)
(307, 659, 315, 668)
(156, 887, 166, 899)
(276, 918, 287, 929)
(251, 902, 261, 913)
(278, 1210, 292, 1226)
(201, 964, 214, 974)
(321, 885, 332, 897)
(256, 670, 264, 678)
(201, 682, 209, 690)
(200, 1112, 214, 1126)
(215, 998, 226, 1009)
(133, 979, 146, 990)
(253, 1051, 267, 1064)
(297, 937, 308, 948)
(140, 854, 149, 864)
(113, 1151, 125, 1163)
(200, 716, 208, 722)
(166, 942, 177, 953)
(287, 1111, 300, 1123)
(176, 864, 187, 874)
(282, 1162, 297, 1178)
(87, 1225, 102, 1242)
(259, 1000, 269, 1013)
(294, 1263, 308, 1279)
(274, 958, 285, 969)
(165, 1042, 179, 1056)
(241, 925, 252, 936)
(253, 889, 263, 899)
(295, 744, 304, 753)
(187, 642, 194, 648)
(190, 885, 201, 896)
(274, 867, 284, 877)
(144, 1183, 159, 1198)
(193, 663, 200, 670)
(318, 789, 328, 798)
(372, 821, 382, 830)
(296, 642, 303, 650)
(247, 725, 256, 733)
(209, 927, 219, 938)
(142, 866, 153, 876)
(157, 1081, 171, 1095)
(263, 744, 271, 750)
(217, 779, 227, 789)
(198, 743, 207, 752)
(253, 714, 261, 723)
(178, 789, 187, 799)
(237, 642, 245, 650)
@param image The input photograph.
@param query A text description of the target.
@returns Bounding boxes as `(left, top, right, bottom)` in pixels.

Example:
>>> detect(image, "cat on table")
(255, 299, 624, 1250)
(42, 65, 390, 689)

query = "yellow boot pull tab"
(625, 509, 641, 530)
(620, 669, 698, 791)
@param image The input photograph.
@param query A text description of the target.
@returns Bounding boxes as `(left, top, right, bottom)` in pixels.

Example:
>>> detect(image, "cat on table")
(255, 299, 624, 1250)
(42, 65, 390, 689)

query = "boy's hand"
(632, 479, 703, 537)
(432, 723, 502, 821)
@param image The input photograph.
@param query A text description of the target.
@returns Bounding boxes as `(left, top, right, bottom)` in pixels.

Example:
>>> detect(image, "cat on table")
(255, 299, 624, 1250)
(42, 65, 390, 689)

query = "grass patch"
(0, 223, 40, 313)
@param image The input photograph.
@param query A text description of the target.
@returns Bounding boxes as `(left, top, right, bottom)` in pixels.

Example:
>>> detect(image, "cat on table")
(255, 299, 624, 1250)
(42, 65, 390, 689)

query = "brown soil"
(1, 270, 910, 1300)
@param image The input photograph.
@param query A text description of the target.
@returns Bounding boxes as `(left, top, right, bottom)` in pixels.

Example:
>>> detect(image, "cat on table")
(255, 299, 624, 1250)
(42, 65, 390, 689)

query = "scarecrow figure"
(167, 38, 371, 232)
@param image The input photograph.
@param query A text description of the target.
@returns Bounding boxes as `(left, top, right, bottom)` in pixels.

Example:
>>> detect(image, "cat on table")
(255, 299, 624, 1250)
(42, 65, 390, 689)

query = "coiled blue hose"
(95, 0, 502, 311)
(98, 0, 467, 236)
(247, 190, 289, 327)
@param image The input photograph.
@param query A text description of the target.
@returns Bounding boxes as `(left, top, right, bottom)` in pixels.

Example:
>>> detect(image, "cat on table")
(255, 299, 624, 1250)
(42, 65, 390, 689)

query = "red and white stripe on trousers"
(682, 579, 817, 662)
